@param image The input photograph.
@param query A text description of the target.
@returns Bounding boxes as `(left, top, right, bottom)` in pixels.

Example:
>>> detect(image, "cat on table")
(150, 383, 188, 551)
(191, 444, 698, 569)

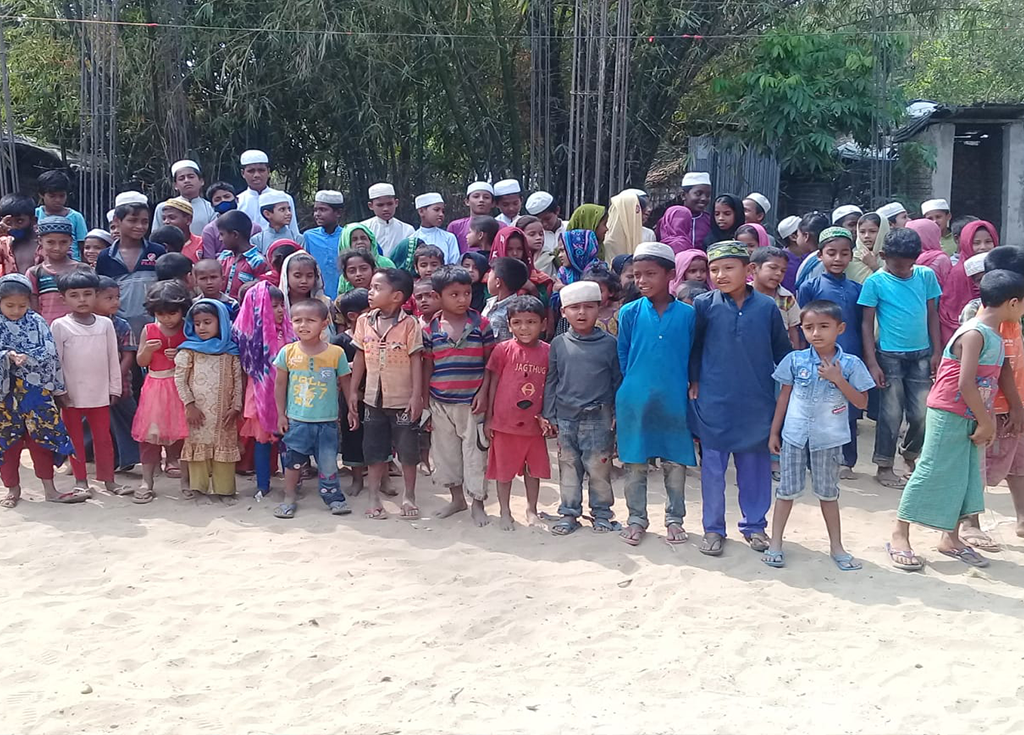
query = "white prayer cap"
(559, 281, 602, 307)
(922, 198, 950, 215)
(777, 215, 801, 240)
(314, 190, 344, 205)
(466, 181, 494, 196)
(258, 190, 290, 209)
(746, 193, 772, 215)
(114, 190, 148, 207)
(831, 205, 863, 224)
(633, 242, 676, 263)
(681, 172, 711, 188)
(621, 187, 648, 200)
(878, 202, 907, 220)
(964, 253, 988, 277)
(239, 149, 269, 166)
(415, 192, 444, 209)
(170, 159, 201, 177)
(85, 228, 114, 245)
(106, 209, 114, 223)
(368, 183, 396, 200)
(493, 179, 521, 197)
(525, 191, 555, 215)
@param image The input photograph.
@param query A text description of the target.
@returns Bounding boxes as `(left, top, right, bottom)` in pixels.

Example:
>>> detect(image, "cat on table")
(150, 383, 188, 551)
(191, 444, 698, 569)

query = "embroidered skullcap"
(36, 215, 74, 237)
(706, 240, 750, 262)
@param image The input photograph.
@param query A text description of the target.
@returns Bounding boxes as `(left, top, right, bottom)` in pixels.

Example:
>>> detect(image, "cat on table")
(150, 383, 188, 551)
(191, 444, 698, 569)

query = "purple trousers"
(700, 447, 772, 537)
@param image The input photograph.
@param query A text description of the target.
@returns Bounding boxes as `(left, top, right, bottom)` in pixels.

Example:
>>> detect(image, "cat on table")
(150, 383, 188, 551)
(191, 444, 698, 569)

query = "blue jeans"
(873, 348, 931, 466)
(282, 420, 344, 506)
(623, 460, 687, 529)
(700, 447, 771, 537)
(555, 406, 615, 520)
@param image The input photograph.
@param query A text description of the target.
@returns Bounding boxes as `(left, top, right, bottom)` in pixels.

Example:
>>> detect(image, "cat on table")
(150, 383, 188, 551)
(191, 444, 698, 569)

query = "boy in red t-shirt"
(483, 295, 551, 530)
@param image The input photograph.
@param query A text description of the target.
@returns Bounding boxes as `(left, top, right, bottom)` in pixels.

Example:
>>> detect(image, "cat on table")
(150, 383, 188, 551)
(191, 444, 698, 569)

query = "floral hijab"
(233, 281, 295, 435)
(0, 274, 64, 397)
(557, 229, 600, 285)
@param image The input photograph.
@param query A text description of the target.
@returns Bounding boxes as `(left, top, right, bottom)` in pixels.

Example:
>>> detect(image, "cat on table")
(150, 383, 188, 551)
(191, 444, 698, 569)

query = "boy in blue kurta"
(690, 241, 793, 556)
(617, 242, 696, 547)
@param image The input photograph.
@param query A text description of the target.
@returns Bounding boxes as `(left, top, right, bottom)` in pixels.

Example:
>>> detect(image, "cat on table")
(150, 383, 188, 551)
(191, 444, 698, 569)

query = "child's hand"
(817, 358, 844, 386)
(484, 418, 494, 441)
(769, 432, 782, 455)
(407, 394, 424, 423)
(185, 403, 205, 428)
(972, 419, 995, 446)
(347, 406, 360, 432)
(688, 381, 699, 400)
(109, 393, 120, 406)
(538, 417, 556, 437)
(470, 391, 486, 415)
(862, 250, 878, 271)
(222, 408, 239, 429)
(929, 351, 941, 379)
(0, 214, 12, 236)
(142, 338, 162, 354)
(346, 396, 360, 423)
(277, 415, 290, 435)
(54, 393, 69, 409)
(164, 348, 178, 361)
(10, 352, 28, 367)
(868, 363, 886, 389)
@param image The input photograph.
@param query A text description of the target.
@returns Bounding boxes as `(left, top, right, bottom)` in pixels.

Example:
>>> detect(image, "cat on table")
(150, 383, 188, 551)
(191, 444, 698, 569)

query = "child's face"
(883, 254, 917, 279)
(120, 210, 150, 242)
(419, 203, 445, 228)
(460, 257, 482, 283)
(109, 221, 120, 238)
(193, 310, 220, 340)
(736, 231, 759, 253)
(801, 310, 844, 352)
(683, 259, 707, 283)
(821, 240, 853, 275)
(973, 228, 996, 254)
(710, 257, 751, 294)
(42, 190, 67, 211)
(509, 310, 543, 344)
(505, 235, 526, 262)
(466, 228, 483, 250)
(0, 293, 29, 321)
(742, 198, 761, 223)
(838, 214, 859, 232)
(242, 164, 269, 191)
(925, 210, 951, 234)
(561, 301, 599, 333)
(211, 189, 236, 207)
(313, 203, 339, 228)
(272, 298, 285, 324)
(634, 259, 672, 300)
(522, 221, 545, 254)
(496, 194, 521, 220)
(344, 257, 374, 290)
(413, 282, 440, 317)
(39, 233, 72, 263)
(892, 212, 909, 229)
(466, 191, 493, 215)
(290, 306, 328, 342)
(95, 287, 120, 316)
(714, 201, 736, 231)
(174, 168, 204, 199)
(154, 309, 184, 330)
(683, 185, 712, 213)
(368, 196, 397, 221)
(439, 283, 472, 316)
(349, 229, 372, 250)
(288, 262, 317, 296)
(82, 238, 106, 266)
(595, 281, 611, 306)
(161, 208, 192, 237)
(267, 203, 293, 228)
(416, 256, 442, 280)
(795, 229, 815, 254)
(619, 262, 635, 284)
(753, 256, 786, 291)
(194, 263, 224, 298)
(368, 272, 402, 311)
(539, 210, 561, 233)
(857, 219, 878, 250)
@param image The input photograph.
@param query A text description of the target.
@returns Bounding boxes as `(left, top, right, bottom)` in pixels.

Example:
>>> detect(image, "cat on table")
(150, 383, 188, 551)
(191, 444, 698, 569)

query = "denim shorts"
(282, 419, 338, 469)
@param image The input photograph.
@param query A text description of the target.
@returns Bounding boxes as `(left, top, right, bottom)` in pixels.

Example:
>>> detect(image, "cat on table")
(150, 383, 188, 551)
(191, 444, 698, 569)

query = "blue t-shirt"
(857, 266, 941, 353)
(272, 342, 351, 423)
(772, 346, 875, 450)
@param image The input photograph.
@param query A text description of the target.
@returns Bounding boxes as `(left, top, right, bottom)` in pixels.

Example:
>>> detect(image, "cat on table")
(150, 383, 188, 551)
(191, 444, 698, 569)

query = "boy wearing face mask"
(0, 193, 39, 275)
(200, 182, 262, 259)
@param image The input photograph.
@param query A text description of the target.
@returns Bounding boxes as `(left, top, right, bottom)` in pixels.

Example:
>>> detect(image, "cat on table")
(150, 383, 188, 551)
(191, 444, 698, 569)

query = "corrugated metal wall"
(688, 136, 781, 228)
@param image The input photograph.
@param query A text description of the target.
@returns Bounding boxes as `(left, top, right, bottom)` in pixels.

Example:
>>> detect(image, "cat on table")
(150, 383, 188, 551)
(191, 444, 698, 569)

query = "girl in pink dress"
(131, 281, 191, 502)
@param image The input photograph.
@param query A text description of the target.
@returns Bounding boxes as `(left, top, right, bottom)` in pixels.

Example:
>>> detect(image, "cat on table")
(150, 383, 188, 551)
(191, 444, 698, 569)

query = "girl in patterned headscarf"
(556, 229, 600, 285)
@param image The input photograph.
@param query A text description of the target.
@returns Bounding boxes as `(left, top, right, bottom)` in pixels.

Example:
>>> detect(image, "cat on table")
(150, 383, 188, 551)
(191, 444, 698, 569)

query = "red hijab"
(490, 225, 552, 286)
(938, 220, 999, 343)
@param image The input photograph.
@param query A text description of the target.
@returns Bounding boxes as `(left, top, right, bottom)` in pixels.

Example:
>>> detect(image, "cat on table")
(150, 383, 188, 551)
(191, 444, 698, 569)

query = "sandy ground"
(3, 423, 1024, 735)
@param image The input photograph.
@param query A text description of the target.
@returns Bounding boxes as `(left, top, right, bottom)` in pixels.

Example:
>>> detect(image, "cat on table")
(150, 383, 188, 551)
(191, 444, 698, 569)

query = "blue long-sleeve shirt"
(797, 272, 863, 357)
(689, 286, 792, 452)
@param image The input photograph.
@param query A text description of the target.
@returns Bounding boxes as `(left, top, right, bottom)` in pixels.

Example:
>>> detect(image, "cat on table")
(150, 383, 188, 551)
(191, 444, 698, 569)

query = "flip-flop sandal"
(107, 484, 134, 496)
(665, 524, 689, 545)
(329, 501, 352, 516)
(365, 506, 388, 520)
(180, 488, 197, 499)
(886, 542, 923, 571)
(619, 525, 646, 546)
(699, 533, 724, 556)
(876, 473, 907, 489)
(164, 466, 182, 479)
(591, 518, 621, 533)
(273, 503, 296, 519)
(962, 532, 1000, 552)
(762, 550, 785, 568)
(50, 491, 90, 504)
(831, 553, 862, 571)
(1, 493, 20, 509)
(132, 489, 155, 505)
(399, 503, 420, 520)
(744, 532, 770, 552)
(551, 518, 581, 536)
(939, 547, 990, 568)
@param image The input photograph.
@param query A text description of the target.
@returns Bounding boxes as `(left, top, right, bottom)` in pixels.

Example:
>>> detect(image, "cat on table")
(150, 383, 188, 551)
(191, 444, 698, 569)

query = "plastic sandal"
(551, 519, 581, 536)
(762, 550, 785, 568)
(831, 553, 862, 571)
(274, 503, 296, 519)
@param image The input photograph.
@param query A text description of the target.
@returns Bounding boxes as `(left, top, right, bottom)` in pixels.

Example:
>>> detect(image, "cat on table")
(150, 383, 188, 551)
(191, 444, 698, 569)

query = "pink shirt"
(485, 340, 550, 435)
(50, 315, 121, 407)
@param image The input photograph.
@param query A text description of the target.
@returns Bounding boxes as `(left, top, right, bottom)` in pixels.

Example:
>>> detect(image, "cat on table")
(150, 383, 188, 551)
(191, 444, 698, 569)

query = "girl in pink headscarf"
(669, 249, 710, 296)
(736, 223, 771, 252)
(938, 220, 1000, 344)
(909, 219, 952, 288)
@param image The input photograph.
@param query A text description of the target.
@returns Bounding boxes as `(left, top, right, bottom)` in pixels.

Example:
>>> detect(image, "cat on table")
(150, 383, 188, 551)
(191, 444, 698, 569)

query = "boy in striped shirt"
(422, 265, 495, 525)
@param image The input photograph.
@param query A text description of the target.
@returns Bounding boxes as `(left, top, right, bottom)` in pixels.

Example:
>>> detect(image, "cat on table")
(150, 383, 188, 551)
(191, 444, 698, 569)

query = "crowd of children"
(3, 154, 1024, 575)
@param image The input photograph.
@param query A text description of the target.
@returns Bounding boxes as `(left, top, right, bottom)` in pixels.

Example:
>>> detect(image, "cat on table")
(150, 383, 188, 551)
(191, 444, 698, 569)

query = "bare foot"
(875, 467, 906, 489)
(525, 509, 547, 530)
(435, 497, 468, 518)
(220, 494, 238, 506)
(470, 500, 490, 527)
(498, 509, 515, 531)
(839, 466, 856, 480)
